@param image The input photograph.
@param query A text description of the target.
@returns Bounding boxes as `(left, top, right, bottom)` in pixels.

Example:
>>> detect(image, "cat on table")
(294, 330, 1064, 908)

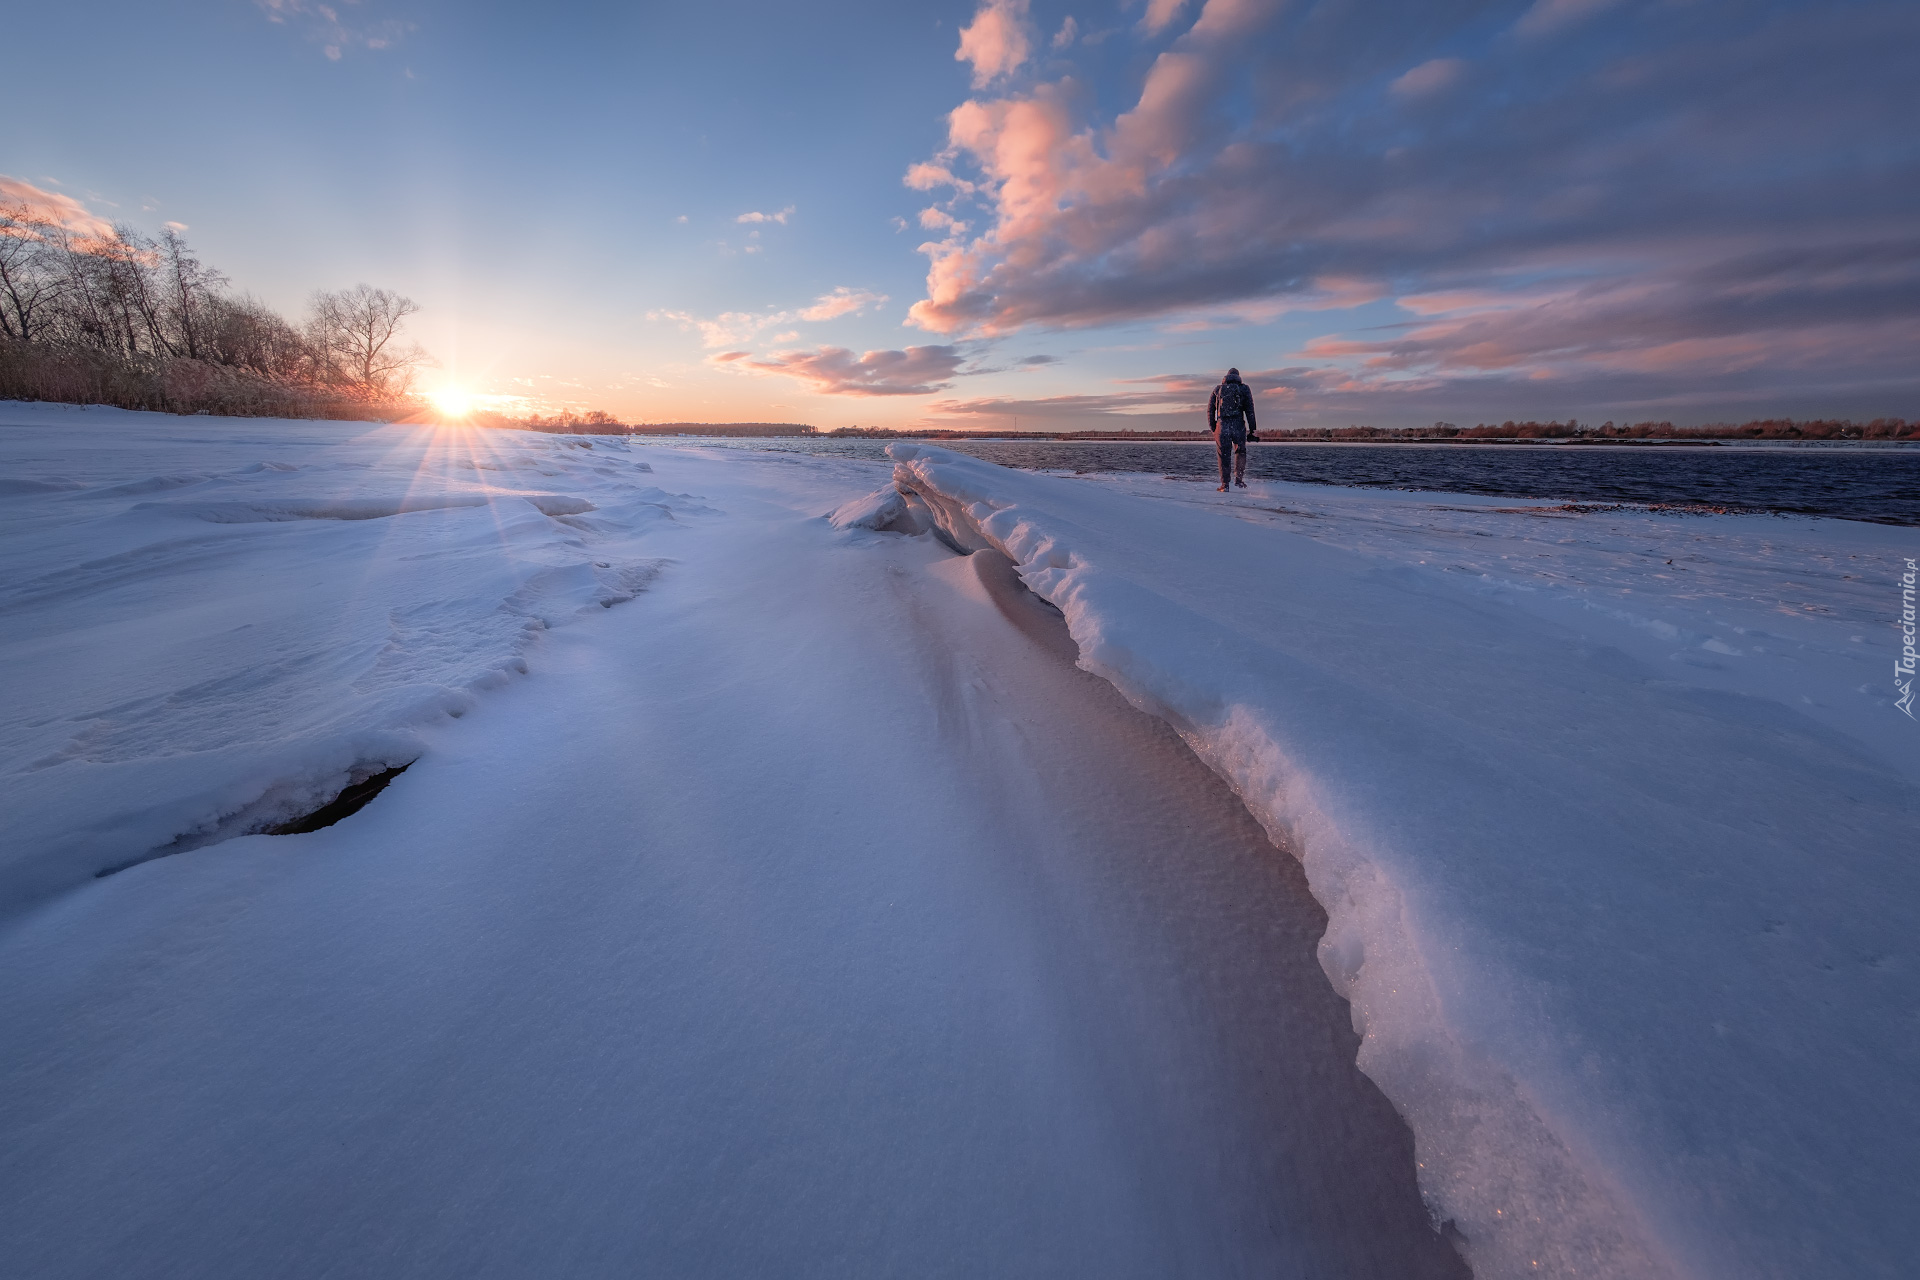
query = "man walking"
(1208, 367, 1256, 492)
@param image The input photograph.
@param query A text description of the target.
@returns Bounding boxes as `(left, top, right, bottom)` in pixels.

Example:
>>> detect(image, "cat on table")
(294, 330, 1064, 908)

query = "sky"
(4, 0, 1915, 431)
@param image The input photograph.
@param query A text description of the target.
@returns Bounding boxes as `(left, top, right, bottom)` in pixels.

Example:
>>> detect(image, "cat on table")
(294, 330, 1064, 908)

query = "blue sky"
(4, 0, 1915, 429)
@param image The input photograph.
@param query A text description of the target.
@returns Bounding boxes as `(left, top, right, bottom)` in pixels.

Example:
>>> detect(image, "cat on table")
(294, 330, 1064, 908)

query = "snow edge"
(887, 443, 1680, 1280)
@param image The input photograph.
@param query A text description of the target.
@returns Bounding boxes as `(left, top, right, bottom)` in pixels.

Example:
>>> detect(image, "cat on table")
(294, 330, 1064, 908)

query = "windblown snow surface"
(0, 406, 679, 899)
(0, 406, 1913, 1279)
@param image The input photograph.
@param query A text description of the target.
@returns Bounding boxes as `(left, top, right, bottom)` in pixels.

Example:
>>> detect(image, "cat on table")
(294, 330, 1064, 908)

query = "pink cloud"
(736, 206, 794, 225)
(895, 0, 1920, 422)
(1300, 255, 1920, 382)
(904, 162, 974, 195)
(719, 345, 966, 396)
(797, 287, 887, 322)
(1139, 0, 1189, 36)
(252, 0, 411, 59)
(0, 175, 116, 244)
(1390, 58, 1466, 98)
(1186, 0, 1285, 42)
(1513, 0, 1621, 39)
(650, 288, 886, 347)
(956, 0, 1032, 88)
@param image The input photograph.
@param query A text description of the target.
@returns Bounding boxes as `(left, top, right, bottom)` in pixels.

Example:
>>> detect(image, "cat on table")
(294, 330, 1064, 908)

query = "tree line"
(809, 419, 1919, 442)
(1407, 419, 1917, 441)
(0, 203, 427, 418)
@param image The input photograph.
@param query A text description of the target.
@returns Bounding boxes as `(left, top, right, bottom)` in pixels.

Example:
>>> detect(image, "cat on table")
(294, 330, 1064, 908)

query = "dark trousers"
(1215, 421, 1248, 486)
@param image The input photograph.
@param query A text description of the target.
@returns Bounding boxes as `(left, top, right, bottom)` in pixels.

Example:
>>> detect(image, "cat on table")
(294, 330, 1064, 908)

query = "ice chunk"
(827, 485, 914, 532)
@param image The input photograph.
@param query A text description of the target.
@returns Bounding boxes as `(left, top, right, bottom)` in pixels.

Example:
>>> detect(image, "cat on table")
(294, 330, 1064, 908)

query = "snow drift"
(888, 443, 1919, 1280)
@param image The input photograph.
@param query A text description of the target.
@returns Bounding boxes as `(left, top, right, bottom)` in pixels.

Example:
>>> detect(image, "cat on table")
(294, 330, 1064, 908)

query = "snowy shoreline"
(886, 443, 1917, 1280)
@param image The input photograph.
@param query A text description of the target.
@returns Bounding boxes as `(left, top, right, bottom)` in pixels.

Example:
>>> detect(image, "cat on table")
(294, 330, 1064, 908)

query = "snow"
(0, 405, 675, 901)
(1, 405, 1911, 1279)
(1, 405, 1464, 1279)
(826, 482, 910, 531)
(889, 443, 1918, 1280)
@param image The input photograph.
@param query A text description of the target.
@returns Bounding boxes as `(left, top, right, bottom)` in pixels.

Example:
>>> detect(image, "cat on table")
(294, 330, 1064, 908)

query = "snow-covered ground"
(890, 444, 1918, 1280)
(0, 406, 687, 904)
(0, 405, 1462, 1279)
(1, 405, 1913, 1279)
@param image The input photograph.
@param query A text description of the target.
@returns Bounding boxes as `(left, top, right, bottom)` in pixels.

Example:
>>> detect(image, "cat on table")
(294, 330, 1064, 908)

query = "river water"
(664, 438, 1920, 526)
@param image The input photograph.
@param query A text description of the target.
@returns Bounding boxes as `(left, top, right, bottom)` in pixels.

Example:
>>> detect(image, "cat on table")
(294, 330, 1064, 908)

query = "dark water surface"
(673, 437, 1920, 526)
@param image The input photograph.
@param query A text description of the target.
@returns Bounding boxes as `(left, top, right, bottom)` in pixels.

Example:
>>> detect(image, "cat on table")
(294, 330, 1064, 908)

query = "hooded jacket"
(1208, 371, 1257, 433)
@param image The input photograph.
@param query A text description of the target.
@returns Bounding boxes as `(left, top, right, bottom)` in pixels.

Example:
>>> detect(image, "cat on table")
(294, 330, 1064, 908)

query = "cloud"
(736, 206, 794, 225)
(1052, 16, 1079, 49)
(1302, 241, 1920, 382)
(649, 287, 888, 348)
(919, 376, 1214, 430)
(919, 206, 970, 234)
(1513, 0, 1621, 39)
(254, 0, 411, 60)
(956, 0, 1032, 88)
(905, 162, 975, 196)
(1139, 0, 1189, 36)
(719, 345, 967, 396)
(798, 287, 887, 322)
(0, 175, 116, 244)
(1390, 57, 1465, 98)
(898, 0, 1920, 414)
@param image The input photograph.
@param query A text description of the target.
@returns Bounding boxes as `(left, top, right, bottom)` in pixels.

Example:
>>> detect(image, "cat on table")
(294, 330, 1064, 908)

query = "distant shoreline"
(617, 428, 1919, 450)
(568, 417, 1920, 445)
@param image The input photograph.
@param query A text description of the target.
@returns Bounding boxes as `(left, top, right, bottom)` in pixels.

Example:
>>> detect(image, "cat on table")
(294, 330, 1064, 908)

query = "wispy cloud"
(921, 383, 1201, 431)
(0, 175, 117, 244)
(1300, 242, 1920, 383)
(1138, 0, 1189, 37)
(254, 0, 413, 61)
(1390, 57, 1465, 98)
(736, 206, 794, 225)
(798, 286, 886, 322)
(649, 287, 888, 348)
(715, 345, 966, 396)
(1513, 0, 1621, 40)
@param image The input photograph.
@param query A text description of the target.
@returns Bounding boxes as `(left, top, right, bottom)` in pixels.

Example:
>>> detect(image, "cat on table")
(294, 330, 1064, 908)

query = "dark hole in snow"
(262, 762, 413, 835)
(94, 761, 416, 878)
(261, 767, 414, 836)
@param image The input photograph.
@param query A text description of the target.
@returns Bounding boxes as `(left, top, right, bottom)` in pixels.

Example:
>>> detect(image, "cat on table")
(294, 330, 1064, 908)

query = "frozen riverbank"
(2, 406, 1912, 1279)
(889, 444, 1918, 1280)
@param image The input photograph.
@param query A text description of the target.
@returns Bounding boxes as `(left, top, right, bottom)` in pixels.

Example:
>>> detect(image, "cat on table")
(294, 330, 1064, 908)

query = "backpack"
(1216, 380, 1248, 422)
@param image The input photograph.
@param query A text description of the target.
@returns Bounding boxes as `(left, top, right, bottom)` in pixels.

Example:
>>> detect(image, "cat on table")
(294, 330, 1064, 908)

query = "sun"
(428, 386, 475, 418)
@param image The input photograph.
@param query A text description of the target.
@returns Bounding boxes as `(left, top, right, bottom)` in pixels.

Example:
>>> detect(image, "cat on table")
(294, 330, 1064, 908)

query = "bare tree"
(308, 284, 426, 393)
(4, 207, 437, 418)
(202, 293, 311, 381)
(37, 222, 162, 358)
(157, 228, 227, 360)
(0, 204, 67, 344)
(42, 220, 121, 353)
